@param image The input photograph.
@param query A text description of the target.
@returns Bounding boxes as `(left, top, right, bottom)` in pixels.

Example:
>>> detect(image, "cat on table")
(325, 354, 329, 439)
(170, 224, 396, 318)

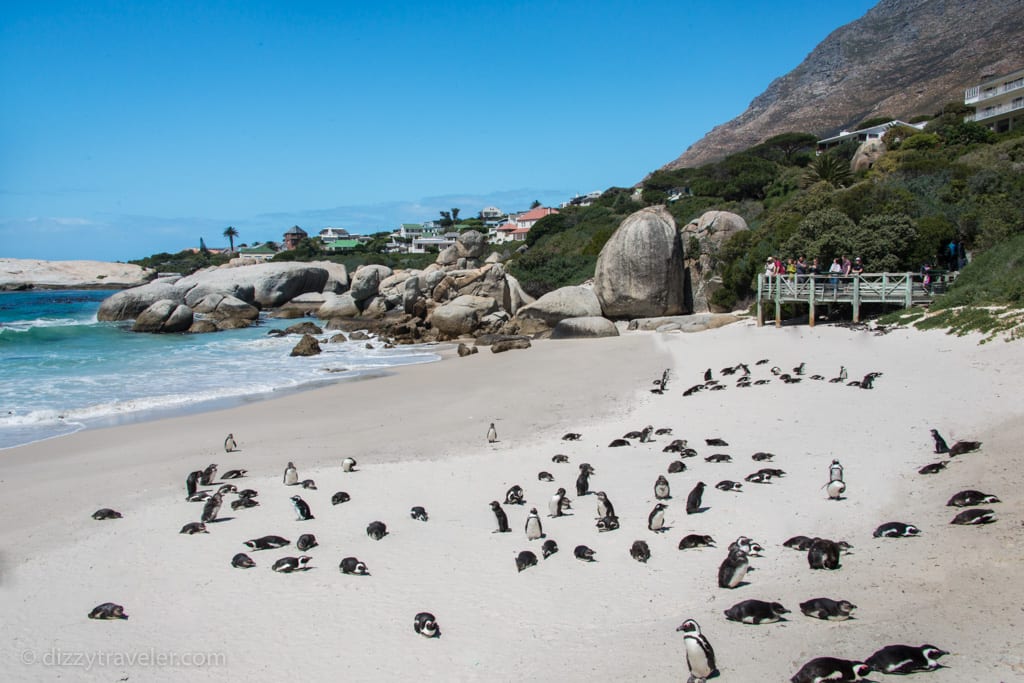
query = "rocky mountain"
(662, 0, 1024, 170)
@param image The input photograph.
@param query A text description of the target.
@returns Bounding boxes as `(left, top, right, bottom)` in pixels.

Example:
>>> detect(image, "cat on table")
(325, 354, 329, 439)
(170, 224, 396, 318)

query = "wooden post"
(756, 274, 764, 326)
(904, 272, 913, 309)
(852, 275, 861, 323)
(774, 276, 781, 327)
(808, 275, 816, 327)
(881, 272, 888, 305)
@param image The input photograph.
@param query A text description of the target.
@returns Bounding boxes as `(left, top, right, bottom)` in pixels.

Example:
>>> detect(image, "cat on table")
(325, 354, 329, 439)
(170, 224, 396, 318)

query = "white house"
(965, 67, 1024, 133)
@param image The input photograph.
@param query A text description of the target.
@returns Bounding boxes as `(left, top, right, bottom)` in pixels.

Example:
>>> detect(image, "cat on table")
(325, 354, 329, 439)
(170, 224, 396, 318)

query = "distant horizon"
(1, 1, 878, 261)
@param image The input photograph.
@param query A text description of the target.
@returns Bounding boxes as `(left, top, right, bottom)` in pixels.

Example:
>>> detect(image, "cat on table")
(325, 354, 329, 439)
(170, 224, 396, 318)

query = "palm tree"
(223, 226, 239, 253)
(803, 154, 853, 189)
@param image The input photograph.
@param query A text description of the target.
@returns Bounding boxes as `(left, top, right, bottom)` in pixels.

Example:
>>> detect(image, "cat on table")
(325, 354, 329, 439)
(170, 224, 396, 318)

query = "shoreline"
(2, 323, 1021, 681)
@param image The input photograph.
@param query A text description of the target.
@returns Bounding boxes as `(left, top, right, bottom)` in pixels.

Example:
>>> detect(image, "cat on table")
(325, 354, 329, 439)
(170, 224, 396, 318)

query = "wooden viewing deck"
(756, 271, 955, 327)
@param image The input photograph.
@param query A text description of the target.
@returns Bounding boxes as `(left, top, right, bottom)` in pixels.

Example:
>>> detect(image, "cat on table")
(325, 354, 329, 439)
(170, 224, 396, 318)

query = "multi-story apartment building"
(964, 67, 1024, 133)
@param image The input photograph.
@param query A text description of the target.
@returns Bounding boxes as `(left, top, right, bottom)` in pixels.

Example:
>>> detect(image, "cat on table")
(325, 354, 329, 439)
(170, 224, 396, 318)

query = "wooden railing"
(755, 271, 955, 327)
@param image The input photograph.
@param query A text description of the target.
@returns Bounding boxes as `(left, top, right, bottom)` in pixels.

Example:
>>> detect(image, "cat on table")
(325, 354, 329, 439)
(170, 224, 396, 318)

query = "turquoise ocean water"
(0, 290, 440, 449)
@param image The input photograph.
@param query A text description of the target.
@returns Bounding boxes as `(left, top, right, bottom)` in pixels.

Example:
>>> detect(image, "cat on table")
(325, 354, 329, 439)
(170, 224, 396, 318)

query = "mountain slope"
(663, 0, 1024, 170)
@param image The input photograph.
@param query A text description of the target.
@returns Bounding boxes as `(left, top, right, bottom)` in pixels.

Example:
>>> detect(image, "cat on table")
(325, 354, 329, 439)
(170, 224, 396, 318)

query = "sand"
(1, 322, 1021, 681)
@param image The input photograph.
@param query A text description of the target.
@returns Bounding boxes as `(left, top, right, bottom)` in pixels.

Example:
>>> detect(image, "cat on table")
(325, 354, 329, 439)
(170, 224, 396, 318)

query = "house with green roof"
(324, 239, 362, 253)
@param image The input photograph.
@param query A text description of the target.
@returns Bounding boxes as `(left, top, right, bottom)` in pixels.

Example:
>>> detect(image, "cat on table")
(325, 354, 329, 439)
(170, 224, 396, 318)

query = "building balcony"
(966, 96, 1024, 122)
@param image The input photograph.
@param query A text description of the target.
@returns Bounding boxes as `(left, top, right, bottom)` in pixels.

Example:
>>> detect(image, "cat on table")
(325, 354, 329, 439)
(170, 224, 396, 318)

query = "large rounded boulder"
(515, 286, 602, 334)
(593, 206, 685, 319)
(177, 262, 330, 308)
(97, 279, 185, 321)
(132, 300, 194, 333)
(681, 210, 749, 313)
(550, 316, 620, 339)
(349, 265, 393, 304)
(430, 295, 498, 338)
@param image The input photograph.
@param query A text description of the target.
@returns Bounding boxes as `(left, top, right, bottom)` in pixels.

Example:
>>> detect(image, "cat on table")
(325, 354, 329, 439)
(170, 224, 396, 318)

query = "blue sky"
(1, 1, 877, 261)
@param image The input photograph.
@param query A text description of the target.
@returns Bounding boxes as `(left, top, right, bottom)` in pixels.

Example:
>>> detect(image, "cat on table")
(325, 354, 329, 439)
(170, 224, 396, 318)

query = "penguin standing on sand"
(826, 479, 846, 500)
(686, 482, 706, 514)
(549, 488, 568, 517)
(200, 463, 218, 486)
(186, 470, 202, 499)
(201, 492, 223, 523)
(676, 619, 718, 683)
(524, 508, 544, 540)
(930, 429, 950, 454)
(648, 503, 668, 532)
(486, 423, 498, 444)
(654, 475, 671, 500)
(291, 495, 314, 521)
(224, 433, 237, 453)
(718, 548, 750, 588)
(283, 462, 298, 485)
(490, 501, 510, 533)
(595, 492, 615, 519)
(576, 464, 593, 497)
(829, 459, 844, 483)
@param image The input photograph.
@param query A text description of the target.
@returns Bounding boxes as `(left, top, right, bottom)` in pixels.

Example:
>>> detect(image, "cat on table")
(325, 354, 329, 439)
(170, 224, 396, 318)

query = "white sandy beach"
(1, 321, 1022, 682)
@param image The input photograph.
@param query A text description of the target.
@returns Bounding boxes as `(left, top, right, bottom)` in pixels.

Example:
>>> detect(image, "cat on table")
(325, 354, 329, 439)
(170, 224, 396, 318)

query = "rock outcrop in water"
(0, 259, 155, 290)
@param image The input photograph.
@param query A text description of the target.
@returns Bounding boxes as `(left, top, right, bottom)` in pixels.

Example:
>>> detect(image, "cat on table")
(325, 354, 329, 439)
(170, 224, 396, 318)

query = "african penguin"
(222, 469, 246, 479)
(595, 491, 615, 519)
(186, 470, 202, 499)
(339, 557, 370, 575)
(524, 508, 544, 540)
(224, 433, 237, 452)
(948, 439, 981, 456)
(244, 535, 289, 550)
(678, 534, 715, 550)
(865, 644, 948, 675)
(630, 540, 651, 563)
(950, 508, 996, 525)
(413, 612, 441, 638)
(930, 428, 950, 454)
(686, 482, 706, 514)
(826, 479, 846, 499)
(341, 457, 358, 472)
(799, 598, 857, 621)
(290, 495, 314, 521)
(490, 501, 511, 533)
(717, 548, 749, 588)
(200, 463, 218, 486)
(200, 492, 223, 524)
(366, 521, 388, 540)
(331, 491, 351, 505)
(231, 553, 256, 569)
(573, 544, 596, 561)
(537, 471, 555, 482)
(807, 538, 841, 570)
(548, 488, 568, 518)
(283, 461, 298, 485)
(873, 522, 920, 538)
(515, 550, 538, 572)
(723, 599, 790, 624)
(505, 485, 525, 505)
(676, 619, 718, 683)
(829, 459, 844, 483)
(486, 422, 498, 443)
(296, 534, 318, 551)
(648, 503, 667, 532)
(562, 432, 582, 441)
(596, 515, 619, 532)
(410, 506, 429, 521)
(271, 556, 312, 573)
(654, 475, 671, 500)
(946, 490, 1000, 507)
(92, 508, 123, 520)
(790, 657, 871, 683)
(88, 602, 128, 620)
(541, 539, 558, 558)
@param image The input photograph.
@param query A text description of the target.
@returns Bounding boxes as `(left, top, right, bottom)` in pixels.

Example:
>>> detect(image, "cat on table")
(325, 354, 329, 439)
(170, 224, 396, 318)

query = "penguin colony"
(80, 356, 999, 680)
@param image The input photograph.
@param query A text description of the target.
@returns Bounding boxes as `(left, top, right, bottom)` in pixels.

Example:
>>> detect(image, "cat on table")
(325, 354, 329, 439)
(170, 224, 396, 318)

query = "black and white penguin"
(630, 540, 651, 563)
(272, 556, 312, 573)
(716, 480, 742, 492)
(548, 488, 568, 518)
(667, 461, 687, 474)
(413, 612, 441, 638)
(655, 427, 673, 436)
(705, 454, 732, 463)
(186, 470, 202, 499)
(752, 452, 774, 461)
(640, 425, 654, 443)
(596, 515, 619, 532)
(490, 501, 511, 533)
(663, 439, 687, 453)
(793, 361, 805, 375)
(283, 461, 298, 485)
(826, 479, 847, 499)
(946, 489, 1000, 507)
(799, 598, 857, 621)
(873, 521, 920, 538)
(758, 467, 786, 478)
(575, 464, 592, 496)
(865, 644, 948, 675)
(728, 536, 764, 556)
(244, 535, 289, 550)
(88, 602, 128, 620)
(930, 428, 950, 454)
(678, 534, 715, 550)
(723, 599, 790, 624)
(524, 508, 544, 540)
(341, 457, 358, 472)
(608, 438, 631, 448)
(332, 491, 351, 505)
(790, 657, 871, 683)
(216, 484, 238, 495)
(704, 368, 713, 381)
(676, 619, 718, 683)
(410, 506, 429, 522)
(744, 472, 770, 483)
(648, 503, 668, 532)
(296, 533, 318, 551)
(783, 535, 814, 551)
(537, 471, 555, 482)
(486, 422, 498, 443)
(290, 495, 314, 521)
(231, 496, 259, 511)
(221, 469, 246, 479)
(918, 462, 947, 475)
(574, 545, 596, 561)
(551, 454, 569, 463)
(505, 485, 525, 505)
(92, 508, 123, 520)
(829, 459, 844, 483)
(201, 492, 223, 524)
(807, 538, 841, 570)
(595, 491, 615, 519)
(654, 475, 671, 500)
(231, 552, 256, 569)
(179, 521, 209, 534)
(541, 539, 558, 558)
(686, 482, 706, 514)
(705, 438, 728, 447)
(948, 439, 981, 456)
(200, 463, 218, 486)
(950, 508, 996, 525)
(187, 491, 210, 502)
(717, 548, 749, 588)
(224, 433, 237, 453)
(339, 557, 370, 575)
(623, 429, 644, 440)
(237, 488, 258, 499)
(300, 479, 317, 490)
(683, 384, 704, 396)
(515, 550, 538, 572)
(562, 432, 582, 441)
(366, 521, 388, 540)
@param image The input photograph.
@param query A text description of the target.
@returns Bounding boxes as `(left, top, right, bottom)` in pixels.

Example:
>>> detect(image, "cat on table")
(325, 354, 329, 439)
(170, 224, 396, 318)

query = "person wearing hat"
(765, 257, 777, 276)
(850, 257, 864, 276)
